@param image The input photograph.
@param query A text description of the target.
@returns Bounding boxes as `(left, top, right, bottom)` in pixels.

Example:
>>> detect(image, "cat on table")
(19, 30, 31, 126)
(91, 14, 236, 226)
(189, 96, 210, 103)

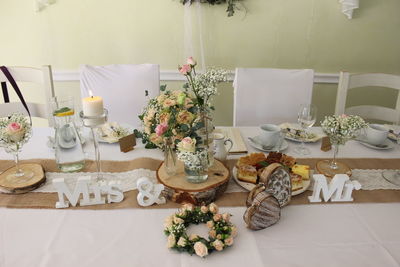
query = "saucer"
(357, 137, 395, 150)
(247, 136, 288, 152)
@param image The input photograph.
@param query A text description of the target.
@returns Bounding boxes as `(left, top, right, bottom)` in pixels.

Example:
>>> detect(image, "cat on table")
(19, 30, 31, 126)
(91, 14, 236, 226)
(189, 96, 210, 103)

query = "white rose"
(167, 234, 176, 248)
(189, 234, 199, 241)
(194, 242, 208, 257)
(173, 216, 184, 224)
(177, 137, 196, 153)
(222, 213, 230, 222)
(206, 221, 214, 228)
(200, 206, 208, 213)
(163, 215, 174, 229)
(213, 214, 222, 222)
(231, 226, 238, 238)
(177, 237, 187, 247)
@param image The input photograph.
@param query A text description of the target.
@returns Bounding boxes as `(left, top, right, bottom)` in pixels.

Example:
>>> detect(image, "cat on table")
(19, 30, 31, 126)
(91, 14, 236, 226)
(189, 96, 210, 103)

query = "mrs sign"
(308, 174, 361, 203)
(53, 177, 124, 208)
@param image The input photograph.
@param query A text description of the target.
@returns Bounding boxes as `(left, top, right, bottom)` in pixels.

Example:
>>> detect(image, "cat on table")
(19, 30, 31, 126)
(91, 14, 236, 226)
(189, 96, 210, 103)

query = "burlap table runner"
(0, 158, 399, 209)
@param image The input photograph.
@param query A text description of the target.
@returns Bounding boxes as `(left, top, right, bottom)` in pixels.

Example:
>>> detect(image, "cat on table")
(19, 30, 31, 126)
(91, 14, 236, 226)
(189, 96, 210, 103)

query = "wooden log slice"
(0, 163, 45, 194)
(157, 159, 230, 205)
(243, 190, 281, 230)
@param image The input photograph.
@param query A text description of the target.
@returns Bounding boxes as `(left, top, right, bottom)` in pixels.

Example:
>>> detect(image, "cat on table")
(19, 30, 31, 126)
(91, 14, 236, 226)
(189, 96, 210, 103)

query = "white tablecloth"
(0, 127, 399, 267)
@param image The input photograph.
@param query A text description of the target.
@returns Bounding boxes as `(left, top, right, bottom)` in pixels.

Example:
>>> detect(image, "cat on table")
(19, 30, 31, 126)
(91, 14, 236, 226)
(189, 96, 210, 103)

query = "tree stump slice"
(157, 160, 230, 205)
(0, 163, 46, 194)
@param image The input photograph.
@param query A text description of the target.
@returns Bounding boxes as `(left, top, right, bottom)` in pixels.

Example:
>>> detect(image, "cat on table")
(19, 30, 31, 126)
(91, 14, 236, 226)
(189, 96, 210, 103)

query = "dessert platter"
(232, 152, 311, 196)
(279, 123, 325, 143)
(95, 122, 133, 143)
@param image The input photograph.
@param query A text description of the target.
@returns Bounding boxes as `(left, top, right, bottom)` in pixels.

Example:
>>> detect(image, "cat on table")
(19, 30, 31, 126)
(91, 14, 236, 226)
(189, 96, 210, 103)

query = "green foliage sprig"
(180, 0, 242, 17)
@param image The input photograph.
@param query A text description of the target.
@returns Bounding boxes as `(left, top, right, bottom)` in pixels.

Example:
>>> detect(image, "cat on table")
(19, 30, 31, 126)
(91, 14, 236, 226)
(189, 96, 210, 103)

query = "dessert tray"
(233, 152, 311, 196)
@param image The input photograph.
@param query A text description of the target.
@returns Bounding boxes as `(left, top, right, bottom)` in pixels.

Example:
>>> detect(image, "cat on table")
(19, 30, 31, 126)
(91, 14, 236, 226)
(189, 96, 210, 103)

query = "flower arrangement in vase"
(317, 114, 368, 177)
(0, 113, 33, 180)
(176, 57, 228, 183)
(136, 57, 228, 182)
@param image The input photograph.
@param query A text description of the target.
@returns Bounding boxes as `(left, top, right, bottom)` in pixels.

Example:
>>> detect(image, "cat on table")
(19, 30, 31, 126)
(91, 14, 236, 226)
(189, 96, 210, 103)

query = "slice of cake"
(292, 164, 310, 180)
(290, 173, 303, 192)
(237, 165, 258, 184)
(236, 153, 266, 168)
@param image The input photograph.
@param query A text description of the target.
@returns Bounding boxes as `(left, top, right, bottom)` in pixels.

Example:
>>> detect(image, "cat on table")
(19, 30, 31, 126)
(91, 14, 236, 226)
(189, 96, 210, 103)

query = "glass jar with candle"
(51, 97, 85, 172)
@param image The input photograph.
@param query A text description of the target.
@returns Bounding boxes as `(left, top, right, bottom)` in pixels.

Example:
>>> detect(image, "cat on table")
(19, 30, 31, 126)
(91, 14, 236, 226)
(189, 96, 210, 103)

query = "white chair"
(233, 68, 314, 126)
(80, 64, 160, 127)
(0, 65, 55, 125)
(335, 72, 400, 124)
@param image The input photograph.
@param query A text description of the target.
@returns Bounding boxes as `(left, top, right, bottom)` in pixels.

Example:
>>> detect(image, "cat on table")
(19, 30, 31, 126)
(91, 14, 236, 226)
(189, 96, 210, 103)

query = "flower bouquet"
(0, 113, 33, 180)
(317, 114, 368, 177)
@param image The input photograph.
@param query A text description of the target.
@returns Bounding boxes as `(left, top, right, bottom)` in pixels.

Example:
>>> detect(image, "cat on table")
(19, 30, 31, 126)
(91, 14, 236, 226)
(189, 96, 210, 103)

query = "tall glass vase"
(164, 138, 177, 176)
(316, 140, 352, 178)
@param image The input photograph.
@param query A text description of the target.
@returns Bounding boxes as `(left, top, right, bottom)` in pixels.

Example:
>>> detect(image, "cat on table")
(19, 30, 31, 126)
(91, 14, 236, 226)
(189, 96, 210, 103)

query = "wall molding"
(53, 70, 340, 84)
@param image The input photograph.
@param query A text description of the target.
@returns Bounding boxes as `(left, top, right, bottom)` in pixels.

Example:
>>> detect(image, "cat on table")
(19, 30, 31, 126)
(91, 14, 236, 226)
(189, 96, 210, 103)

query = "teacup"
(260, 124, 281, 147)
(365, 124, 388, 145)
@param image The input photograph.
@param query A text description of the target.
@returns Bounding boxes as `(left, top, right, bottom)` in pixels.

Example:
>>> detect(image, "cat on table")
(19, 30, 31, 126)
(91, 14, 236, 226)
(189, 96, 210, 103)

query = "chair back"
(0, 65, 55, 125)
(233, 68, 314, 126)
(80, 64, 160, 127)
(335, 72, 400, 124)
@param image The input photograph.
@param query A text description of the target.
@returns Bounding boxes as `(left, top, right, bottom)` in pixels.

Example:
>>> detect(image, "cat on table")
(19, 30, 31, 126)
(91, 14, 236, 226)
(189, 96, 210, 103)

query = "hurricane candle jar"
(52, 97, 85, 172)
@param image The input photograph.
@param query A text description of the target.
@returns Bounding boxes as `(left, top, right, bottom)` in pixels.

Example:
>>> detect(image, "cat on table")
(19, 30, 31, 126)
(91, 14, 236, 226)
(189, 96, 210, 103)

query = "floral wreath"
(164, 203, 237, 257)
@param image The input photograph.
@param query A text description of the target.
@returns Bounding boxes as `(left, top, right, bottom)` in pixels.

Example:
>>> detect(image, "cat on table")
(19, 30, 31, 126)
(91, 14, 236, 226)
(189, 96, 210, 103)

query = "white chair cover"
(80, 64, 160, 127)
(233, 68, 314, 126)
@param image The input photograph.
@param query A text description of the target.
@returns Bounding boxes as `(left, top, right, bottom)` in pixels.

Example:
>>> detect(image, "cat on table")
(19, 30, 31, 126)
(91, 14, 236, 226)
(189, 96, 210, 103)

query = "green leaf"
(133, 129, 143, 138)
(160, 84, 167, 92)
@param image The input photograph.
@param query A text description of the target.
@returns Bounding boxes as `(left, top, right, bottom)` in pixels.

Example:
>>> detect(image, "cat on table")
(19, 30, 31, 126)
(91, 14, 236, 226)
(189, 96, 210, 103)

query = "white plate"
(247, 136, 288, 152)
(96, 123, 134, 144)
(279, 123, 325, 143)
(232, 166, 310, 196)
(357, 138, 395, 150)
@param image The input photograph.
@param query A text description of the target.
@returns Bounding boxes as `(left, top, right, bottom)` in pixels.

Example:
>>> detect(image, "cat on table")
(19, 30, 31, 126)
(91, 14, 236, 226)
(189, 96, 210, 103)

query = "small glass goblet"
(294, 104, 317, 155)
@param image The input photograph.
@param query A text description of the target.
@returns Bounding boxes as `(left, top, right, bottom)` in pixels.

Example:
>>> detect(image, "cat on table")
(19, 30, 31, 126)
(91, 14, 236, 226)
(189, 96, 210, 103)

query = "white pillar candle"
(82, 95, 105, 126)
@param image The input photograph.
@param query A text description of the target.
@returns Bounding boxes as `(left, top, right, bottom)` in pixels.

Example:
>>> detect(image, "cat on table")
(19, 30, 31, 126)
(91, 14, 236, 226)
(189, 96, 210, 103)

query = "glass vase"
(184, 149, 209, 183)
(197, 109, 215, 167)
(164, 138, 177, 176)
(316, 141, 352, 178)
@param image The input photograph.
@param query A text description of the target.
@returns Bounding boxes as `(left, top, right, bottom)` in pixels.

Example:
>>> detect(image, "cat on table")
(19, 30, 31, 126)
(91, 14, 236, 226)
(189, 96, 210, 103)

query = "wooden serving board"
(157, 159, 230, 205)
(0, 163, 46, 194)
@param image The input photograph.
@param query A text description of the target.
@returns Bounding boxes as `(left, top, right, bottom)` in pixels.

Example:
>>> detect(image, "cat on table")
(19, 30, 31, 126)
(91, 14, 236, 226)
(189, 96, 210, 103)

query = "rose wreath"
(164, 203, 237, 257)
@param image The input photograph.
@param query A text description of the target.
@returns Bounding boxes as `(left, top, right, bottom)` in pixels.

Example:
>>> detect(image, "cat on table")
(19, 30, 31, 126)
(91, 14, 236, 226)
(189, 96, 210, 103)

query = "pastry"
(292, 164, 310, 180)
(236, 153, 266, 168)
(290, 173, 303, 192)
(237, 165, 258, 184)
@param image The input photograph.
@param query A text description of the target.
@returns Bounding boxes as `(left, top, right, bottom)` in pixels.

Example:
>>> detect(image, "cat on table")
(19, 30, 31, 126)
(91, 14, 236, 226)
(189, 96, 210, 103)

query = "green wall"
(1, 0, 399, 126)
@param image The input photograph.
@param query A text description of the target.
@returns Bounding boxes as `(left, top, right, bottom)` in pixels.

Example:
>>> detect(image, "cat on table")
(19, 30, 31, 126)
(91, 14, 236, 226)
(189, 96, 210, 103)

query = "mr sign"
(308, 174, 361, 203)
(53, 176, 124, 208)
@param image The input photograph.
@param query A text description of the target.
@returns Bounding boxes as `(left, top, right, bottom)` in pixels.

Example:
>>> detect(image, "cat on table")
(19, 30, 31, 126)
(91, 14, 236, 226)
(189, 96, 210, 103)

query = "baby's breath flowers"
(321, 114, 368, 145)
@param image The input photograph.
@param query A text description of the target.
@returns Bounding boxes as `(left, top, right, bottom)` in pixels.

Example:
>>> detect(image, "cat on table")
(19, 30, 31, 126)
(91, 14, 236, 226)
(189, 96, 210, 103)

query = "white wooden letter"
(136, 177, 166, 207)
(308, 174, 361, 203)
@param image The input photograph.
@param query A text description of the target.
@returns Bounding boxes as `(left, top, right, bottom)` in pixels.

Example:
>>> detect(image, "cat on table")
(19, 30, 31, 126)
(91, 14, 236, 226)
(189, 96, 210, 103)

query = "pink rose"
(212, 239, 224, 251)
(187, 57, 197, 66)
(163, 99, 176, 108)
(181, 203, 194, 212)
(189, 234, 199, 241)
(6, 122, 26, 142)
(213, 214, 222, 222)
(206, 220, 214, 228)
(209, 230, 216, 239)
(167, 234, 176, 248)
(194, 242, 208, 258)
(200, 206, 208, 213)
(231, 226, 238, 237)
(179, 64, 192, 75)
(209, 203, 219, 214)
(155, 123, 168, 136)
(222, 213, 230, 222)
(224, 236, 234, 246)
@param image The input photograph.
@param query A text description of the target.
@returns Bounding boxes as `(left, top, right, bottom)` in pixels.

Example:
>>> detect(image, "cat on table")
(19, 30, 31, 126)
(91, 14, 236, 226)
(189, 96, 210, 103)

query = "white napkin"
(339, 0, 359, 19)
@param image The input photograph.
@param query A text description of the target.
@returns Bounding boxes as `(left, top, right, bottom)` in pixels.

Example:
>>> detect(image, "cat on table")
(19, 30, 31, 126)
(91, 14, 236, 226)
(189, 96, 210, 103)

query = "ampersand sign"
(136, 177, 166, 206)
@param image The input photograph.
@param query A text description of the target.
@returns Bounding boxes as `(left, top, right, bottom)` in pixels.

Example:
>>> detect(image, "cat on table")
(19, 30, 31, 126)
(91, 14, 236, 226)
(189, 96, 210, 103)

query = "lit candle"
(82, 90, 105, 126)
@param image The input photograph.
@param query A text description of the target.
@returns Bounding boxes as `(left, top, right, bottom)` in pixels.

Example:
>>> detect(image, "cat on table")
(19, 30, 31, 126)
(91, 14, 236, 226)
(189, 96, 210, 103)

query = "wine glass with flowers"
(0, 113, 33, 181)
